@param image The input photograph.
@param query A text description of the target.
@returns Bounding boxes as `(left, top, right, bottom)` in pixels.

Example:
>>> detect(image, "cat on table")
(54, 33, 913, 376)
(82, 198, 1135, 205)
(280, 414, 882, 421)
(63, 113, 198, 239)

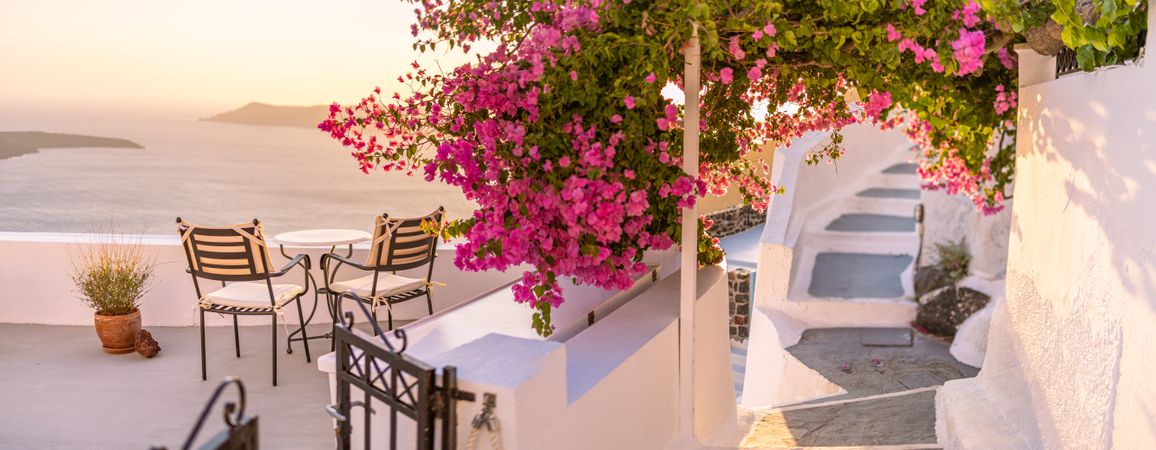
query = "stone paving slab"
(861, 327, 913, 347)
(826, 213, 916, 232)
(742, 390, 938, 447)
(882, 163, 919, 174)
(857, 187, 921, 199)
(784, 328, 978, 406)
(808, 252, 912, 298)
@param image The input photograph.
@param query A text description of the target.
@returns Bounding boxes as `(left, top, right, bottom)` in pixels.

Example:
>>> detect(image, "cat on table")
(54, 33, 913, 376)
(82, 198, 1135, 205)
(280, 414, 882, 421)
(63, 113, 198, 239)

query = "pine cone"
(136, 329, 161, 358)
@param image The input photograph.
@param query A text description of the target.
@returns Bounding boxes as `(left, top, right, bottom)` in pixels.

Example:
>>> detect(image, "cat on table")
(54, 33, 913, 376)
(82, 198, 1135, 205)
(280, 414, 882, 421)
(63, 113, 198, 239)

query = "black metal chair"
(321, 207, 444, 332)
(177, 218, 312, 386)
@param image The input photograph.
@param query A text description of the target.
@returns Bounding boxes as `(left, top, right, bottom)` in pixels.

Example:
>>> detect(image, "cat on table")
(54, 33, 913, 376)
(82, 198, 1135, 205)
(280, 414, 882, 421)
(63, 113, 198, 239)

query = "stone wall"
(728, 268, 752, 342)
(706, 204, 766, 239)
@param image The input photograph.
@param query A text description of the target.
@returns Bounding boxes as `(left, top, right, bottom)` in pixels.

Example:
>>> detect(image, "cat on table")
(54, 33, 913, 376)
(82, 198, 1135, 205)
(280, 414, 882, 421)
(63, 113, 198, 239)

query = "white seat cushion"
(330, 273, 424, 298)
(203, 282, 304, 309)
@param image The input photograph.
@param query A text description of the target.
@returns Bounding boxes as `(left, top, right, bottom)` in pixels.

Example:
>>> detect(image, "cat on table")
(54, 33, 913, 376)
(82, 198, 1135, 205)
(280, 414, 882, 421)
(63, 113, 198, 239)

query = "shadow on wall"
(1000, 64, 1156, 445)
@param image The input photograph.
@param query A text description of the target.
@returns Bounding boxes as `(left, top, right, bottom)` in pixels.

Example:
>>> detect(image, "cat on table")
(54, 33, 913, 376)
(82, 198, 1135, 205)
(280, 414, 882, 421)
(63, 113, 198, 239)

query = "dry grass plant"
(69, 229, 156, 316)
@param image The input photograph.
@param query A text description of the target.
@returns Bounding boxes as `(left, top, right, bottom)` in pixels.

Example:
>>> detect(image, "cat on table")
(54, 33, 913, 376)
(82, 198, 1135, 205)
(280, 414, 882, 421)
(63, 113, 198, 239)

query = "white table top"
(273, 229, 372, 247)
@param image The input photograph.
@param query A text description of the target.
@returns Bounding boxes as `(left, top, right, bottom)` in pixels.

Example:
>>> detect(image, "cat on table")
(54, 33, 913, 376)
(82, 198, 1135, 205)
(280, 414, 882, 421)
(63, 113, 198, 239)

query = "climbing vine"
(321, 0, 1147, 335)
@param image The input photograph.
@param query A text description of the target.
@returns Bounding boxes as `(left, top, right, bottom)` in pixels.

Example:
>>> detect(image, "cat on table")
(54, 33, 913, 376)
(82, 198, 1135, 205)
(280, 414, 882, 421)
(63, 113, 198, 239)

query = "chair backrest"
(365, 207, 444, 272)
(177, 218, 274, 281)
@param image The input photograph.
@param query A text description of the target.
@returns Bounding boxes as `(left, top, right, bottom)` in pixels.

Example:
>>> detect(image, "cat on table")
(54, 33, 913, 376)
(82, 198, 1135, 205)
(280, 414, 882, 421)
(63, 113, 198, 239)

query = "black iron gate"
(327, 294, 474, 450)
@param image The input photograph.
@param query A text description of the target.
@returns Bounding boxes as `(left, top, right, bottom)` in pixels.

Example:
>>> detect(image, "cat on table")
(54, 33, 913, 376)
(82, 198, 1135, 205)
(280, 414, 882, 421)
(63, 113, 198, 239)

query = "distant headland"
(0, 131, 144, 161)
(203, 102, 329, 129)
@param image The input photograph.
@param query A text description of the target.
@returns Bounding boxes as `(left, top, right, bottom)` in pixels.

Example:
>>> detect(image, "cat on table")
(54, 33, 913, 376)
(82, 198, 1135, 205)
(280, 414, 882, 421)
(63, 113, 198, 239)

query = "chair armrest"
(270, 253, 310, 277)
(320, 252, 372, 272)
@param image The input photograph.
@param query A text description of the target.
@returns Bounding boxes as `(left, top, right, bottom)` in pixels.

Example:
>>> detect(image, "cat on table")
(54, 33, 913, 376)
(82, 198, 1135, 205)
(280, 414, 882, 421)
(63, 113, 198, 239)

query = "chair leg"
(388, 309, 394, 331)
(271, 314, 278, 387)
(233, 315, 240, 358)
(329, 293, 337, 352)
(425, 290, 434, 316)
(295, 297, 312, 363)
(370, 306, 379, 336)
(199, 309, 207, 381)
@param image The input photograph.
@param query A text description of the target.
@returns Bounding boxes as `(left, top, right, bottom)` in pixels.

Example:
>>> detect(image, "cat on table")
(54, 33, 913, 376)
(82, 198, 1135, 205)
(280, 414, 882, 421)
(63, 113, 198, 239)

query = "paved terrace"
(0, 324, 336, 449)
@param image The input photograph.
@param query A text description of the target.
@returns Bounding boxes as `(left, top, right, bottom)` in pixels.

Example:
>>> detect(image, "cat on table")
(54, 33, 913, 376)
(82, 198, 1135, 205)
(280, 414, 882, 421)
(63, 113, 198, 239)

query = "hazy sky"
(0, 0, 468, 118)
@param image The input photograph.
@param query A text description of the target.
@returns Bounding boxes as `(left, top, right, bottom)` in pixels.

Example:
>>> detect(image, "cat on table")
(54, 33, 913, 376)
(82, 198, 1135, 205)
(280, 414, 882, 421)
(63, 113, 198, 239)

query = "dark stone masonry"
(707, 204, 767, 343)
(706, 204, 766, 239)
(729, 269, 753, 342)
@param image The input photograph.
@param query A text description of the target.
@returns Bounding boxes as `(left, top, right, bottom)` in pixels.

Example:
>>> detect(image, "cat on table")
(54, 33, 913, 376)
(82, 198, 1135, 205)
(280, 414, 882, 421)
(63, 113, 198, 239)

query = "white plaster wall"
(939, 13, 1156, 448)
(319, 266, 735, 450)
(919, 188, 1012, 280)
(0, 233, 521, 327)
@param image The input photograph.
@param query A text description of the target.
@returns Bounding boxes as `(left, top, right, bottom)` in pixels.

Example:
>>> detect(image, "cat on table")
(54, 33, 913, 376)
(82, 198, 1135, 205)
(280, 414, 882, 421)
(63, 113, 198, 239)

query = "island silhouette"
(0, 131, 144, 161)
(203, 102, 329, 129)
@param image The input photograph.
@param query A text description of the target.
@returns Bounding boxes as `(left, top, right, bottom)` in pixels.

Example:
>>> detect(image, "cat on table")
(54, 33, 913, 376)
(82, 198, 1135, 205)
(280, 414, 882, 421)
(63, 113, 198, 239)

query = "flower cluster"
(321, 0, 1127, 332)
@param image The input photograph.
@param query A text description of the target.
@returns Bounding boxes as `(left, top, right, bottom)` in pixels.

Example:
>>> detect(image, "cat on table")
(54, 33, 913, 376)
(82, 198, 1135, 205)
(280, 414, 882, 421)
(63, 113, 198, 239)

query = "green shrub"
(935, 238, 971, 284)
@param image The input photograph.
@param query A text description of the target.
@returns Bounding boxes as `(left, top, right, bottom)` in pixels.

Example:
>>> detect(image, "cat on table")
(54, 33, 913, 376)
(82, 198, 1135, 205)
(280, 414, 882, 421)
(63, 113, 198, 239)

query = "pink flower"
(752, 29, 764, 40)
(912, 0, 927, 15)
(886, 24, 902, 42)
(864, 91, 893, 119)
(747, 66, 762, 81)
(728, 36, 746, 60)
(644, 72, 656, 83)
(610, 114, 622, 123)
(952, 28, 986, 76)
(763, 23, 776, 37)
(559, 156, 571, 167)
(998, 48, 1017, 70)
(623, 96, 636, 109)
(656, 118, 669, 131)
(960, 1, 982, 27)
(720, 67, 734, 84)
(569, 71, 578, 81)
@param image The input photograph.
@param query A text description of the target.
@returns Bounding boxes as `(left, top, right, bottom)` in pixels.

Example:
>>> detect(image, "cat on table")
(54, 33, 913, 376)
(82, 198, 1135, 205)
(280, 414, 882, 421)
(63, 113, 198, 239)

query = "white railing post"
(679, 24, 701, 441)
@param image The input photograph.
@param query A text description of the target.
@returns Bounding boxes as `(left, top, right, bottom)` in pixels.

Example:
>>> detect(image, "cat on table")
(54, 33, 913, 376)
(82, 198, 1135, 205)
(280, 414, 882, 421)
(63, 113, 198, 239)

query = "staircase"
(734, 158, 980, 448)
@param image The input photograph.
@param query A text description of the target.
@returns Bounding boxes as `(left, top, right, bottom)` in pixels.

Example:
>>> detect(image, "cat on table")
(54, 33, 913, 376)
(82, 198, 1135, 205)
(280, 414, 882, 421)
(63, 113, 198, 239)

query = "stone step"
(826, 213, 916, 233)
(882, 162, 919, 174)
(741, 389, 940, 448)
(858, 187, 922, 200)
(808, 252, 913, 299)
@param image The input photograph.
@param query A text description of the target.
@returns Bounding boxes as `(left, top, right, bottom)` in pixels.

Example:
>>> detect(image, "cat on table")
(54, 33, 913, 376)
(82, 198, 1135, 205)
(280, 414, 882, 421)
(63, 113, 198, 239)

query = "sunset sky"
(0, 0, 468, 118)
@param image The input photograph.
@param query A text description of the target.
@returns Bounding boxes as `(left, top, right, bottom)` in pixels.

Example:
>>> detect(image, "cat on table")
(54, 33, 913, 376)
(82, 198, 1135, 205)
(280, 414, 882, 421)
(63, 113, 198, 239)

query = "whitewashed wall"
(919, 189, 1011, 279)
(319, 266, 736, 449)
(938, 13, 1156, 448)
(0, 233, 521, 327)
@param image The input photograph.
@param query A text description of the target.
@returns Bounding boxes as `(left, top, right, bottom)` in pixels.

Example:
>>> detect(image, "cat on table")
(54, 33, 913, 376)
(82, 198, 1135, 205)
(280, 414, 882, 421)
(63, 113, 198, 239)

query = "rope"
(465, 393, 502, 450)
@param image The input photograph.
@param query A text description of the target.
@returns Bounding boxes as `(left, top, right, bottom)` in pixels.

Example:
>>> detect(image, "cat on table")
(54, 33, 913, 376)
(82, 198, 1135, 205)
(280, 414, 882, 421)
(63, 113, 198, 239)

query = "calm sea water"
(0, 114, 474, 235)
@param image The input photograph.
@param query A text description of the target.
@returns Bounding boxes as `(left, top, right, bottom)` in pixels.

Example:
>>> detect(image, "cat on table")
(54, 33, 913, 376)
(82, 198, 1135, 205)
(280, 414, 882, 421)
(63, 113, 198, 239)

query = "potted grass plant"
(70, 234, 155, 354)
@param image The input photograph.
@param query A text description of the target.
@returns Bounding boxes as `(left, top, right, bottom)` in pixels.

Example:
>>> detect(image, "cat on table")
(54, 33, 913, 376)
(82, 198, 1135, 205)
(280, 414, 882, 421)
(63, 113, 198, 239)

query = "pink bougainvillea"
(321, 0, 1034, 334)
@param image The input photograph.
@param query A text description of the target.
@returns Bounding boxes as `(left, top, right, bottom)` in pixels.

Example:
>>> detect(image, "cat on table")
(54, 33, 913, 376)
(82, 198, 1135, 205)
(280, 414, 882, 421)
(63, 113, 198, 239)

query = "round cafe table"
(272, 229, 372, 348)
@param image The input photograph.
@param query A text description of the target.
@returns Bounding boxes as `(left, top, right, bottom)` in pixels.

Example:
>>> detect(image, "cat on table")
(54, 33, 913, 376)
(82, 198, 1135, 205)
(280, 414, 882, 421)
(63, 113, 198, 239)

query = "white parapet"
(0, 232, 520, 326)
(319, 263, 738, 449)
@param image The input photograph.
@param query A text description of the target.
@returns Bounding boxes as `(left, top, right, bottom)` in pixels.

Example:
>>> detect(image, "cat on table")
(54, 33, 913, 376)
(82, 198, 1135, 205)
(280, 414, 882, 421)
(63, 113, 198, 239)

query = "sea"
(0, 113, 474, 236)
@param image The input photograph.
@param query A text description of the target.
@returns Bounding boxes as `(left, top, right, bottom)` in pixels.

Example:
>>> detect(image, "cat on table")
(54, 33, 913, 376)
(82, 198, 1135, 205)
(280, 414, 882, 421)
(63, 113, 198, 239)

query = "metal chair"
(321, 207, 443, 332)
(176, 218, 312, 386)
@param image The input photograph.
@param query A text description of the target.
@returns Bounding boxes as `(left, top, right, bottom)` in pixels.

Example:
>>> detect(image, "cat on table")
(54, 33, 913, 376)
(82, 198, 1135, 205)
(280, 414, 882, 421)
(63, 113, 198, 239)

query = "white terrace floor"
(0, 323, 337, 449)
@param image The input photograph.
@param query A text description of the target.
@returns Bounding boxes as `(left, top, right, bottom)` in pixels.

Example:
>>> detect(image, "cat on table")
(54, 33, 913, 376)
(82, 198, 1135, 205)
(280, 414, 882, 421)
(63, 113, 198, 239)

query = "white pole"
(679, 24, 701, 441)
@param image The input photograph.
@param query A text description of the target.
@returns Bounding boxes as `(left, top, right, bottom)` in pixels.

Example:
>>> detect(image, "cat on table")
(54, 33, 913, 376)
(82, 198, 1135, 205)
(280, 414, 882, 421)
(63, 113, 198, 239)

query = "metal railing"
(1056, 29, 1147, 78)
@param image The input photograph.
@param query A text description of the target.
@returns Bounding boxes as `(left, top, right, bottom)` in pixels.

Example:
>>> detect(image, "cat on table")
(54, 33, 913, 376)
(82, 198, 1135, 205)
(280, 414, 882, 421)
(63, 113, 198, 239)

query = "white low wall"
(938, 15, 1156, 448)
(0, 232, 521, 327)
(319, 265, 736, 449)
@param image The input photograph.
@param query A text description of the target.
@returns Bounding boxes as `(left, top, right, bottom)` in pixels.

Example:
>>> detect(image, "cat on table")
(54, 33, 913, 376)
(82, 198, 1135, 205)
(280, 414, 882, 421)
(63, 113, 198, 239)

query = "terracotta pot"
(94, 309, 141, 354)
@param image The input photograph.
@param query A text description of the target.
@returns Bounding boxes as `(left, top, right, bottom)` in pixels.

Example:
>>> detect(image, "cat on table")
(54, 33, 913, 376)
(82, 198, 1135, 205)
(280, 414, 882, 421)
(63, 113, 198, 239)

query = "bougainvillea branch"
(321, 0, 1145, 335)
